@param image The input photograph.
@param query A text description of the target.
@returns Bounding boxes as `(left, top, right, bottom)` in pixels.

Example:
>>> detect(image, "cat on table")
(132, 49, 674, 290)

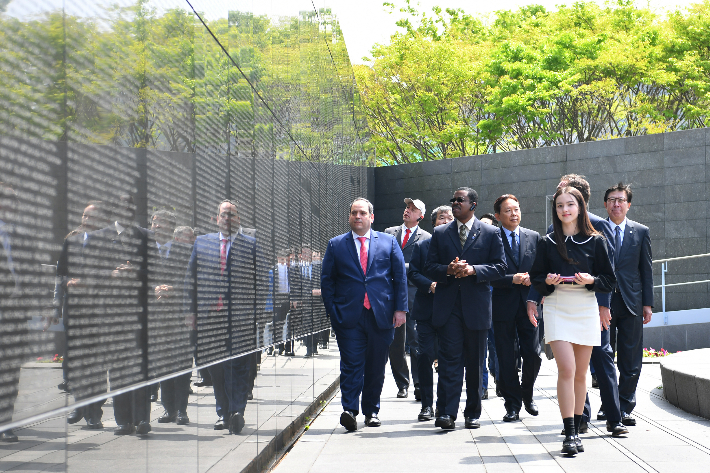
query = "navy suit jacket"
(423, 217, 507, 330)
(490, 226, 541, 322)
(607, 218, 653, 316)
(408, 238, 434, 321)
(320, 230, 408, 330)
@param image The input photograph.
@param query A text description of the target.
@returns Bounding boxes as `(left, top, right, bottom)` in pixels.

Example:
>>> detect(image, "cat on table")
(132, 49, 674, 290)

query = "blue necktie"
(510, 231, 520, 266)
(614, 226, 621, 266)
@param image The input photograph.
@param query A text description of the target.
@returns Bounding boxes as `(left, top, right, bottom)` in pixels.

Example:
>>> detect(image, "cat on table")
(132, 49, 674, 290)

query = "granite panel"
(420, 158, 452, 176)
(451, 155, 481, 173)
(686, 323, 710, 351)
(567, 138, 626, 161)
(625, 133, 664, 155)
(664, 164, 707, 185)
(664, 202, 708, 221)
(660, 364, 678, 405)
(484, 146, 566, 169)
(664, 129, 706, 151)
(664, 183, 709, 204)
(642, 326, 664, 350)
(420, 172, 453, 192)
(696, 376, 710, 419)
(665, 220, 706, 239)
(664, 146, 706, 168)
(674, 371, 701, 416)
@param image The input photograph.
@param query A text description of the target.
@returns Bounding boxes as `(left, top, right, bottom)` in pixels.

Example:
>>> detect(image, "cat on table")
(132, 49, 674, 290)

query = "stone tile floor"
(273, 356, 710, 473)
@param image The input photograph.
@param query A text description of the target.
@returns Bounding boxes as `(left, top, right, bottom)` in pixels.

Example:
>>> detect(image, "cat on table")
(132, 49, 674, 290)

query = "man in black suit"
(604, 183, 653, 426)
(424, 187, 506, 430)
(527, 174, 628, 437)
(384, 198, 431, 399)
(490, 195, 542, 422)
(409, 205, 453, 421)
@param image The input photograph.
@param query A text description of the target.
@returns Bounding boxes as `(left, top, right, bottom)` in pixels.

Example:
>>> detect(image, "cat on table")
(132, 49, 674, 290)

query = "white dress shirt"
(610, 218, 627, 246)
(456, 216, 475, 233)
(400, 223, 418, 246)
(352, 229, 371, 258)
(218, 231, 239, 257)
(156, 240, 173, 258)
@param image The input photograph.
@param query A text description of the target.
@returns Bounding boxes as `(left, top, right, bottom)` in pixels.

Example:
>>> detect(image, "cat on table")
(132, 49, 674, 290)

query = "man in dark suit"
(424, 187, 507, 430)
(384, 198, 431, 399)
(185, 199, 257, 435)
(490, 195, 542, 422)
(409, 205, 453, 421)
(321, 198, 407, 431)
(527, 174, 628, 437)
(604, 183, 653, 426)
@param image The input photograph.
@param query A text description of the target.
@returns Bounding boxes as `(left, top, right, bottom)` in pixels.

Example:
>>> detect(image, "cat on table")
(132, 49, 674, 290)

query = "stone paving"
(273, 356, 710, 473)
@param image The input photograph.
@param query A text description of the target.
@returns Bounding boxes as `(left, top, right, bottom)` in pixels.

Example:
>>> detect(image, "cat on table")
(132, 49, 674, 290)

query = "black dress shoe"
(434, 408, 440, 418)
(562, 436, 578, 455)
(591, 373, 599, 389)
(481, 390, 489, 400)
(0, 429, 18, 442)
(397, 387, 408, 398)
(465, 417, 480, 429)
(158, 411, 177, 423)
(86, 416, 103, 430)
(114, 423, 135, 435)
(418, 406, 434, 421)
(524, 400, 539, 416)
(503, 410, 520, 422)
(58, 380, 70, 393)
(621, 412, 636, 426)
(136, 421, 151, 435)
(597, 409, 607, 421)
(67, 408, 84, 424)
(495, 387, 503, 398)
(561, 421, 587, 435)
(228, 412, 245, 434)
(606, 421, 629, 437)
(149, 394, 158, 403)
(176, 411, 190, 425)
(247, 392, 254, 400)
(340, 410, 357, 432)
(194, 380, 212, 387)
(214, 416, 227, 430)
(364, 414, 381, 427)
(574, 434, 584, 452)
(414, 385, 421, 401)
(435, 415, 455, 430)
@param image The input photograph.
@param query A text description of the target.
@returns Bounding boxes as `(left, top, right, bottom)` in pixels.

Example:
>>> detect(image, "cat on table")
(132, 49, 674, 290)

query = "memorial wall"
(0, 0, 366, 469)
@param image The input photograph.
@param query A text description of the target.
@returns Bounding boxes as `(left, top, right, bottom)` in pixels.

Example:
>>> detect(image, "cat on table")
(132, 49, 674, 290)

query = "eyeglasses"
(606, 198, 628, 205)
(450, 197, 467, 204)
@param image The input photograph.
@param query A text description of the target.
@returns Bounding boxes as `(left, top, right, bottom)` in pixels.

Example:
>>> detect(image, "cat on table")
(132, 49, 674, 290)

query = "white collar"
(351, 229, 371, 241)
(219, 231, 238, 243)
(610, 218, 627, 233)
(83, 231, 88, 241)
(115, 221, 125, 235)
(456, 216, 474, 231)
(156, 240, 173, 250)
(547, 232, 593, 245)
(401, 223, 418, 234)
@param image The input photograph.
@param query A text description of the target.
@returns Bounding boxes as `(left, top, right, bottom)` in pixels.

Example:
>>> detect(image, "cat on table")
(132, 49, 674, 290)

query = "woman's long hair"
(551, 186, 598, 264)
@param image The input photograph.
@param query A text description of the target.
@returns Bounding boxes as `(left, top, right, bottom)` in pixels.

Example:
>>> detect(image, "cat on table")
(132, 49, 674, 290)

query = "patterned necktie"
(614, 226, 621, 266)
(220, 238, 228, 275)
(510, 231, 520, 266)
(357, 236, 371, 309)
(402, 228, 411, 249)
(459, 223, 468, 249)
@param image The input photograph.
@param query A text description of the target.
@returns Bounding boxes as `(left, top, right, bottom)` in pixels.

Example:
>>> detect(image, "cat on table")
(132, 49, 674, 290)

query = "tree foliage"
(357, 0, 710, 165)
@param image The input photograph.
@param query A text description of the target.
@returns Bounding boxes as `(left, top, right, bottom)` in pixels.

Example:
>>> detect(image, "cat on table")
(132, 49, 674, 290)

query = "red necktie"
(220, 238, 228, 275)
(357, 237, 371, 309)
(401, 228, 411, 248)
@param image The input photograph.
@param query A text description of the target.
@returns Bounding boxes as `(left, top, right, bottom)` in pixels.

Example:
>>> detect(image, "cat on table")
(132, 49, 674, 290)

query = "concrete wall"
(372, 128, 710, 317)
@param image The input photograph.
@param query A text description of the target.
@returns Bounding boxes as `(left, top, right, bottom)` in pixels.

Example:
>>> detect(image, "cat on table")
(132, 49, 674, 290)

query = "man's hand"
(642, 306, 653, 324)
(599, 306, 611, 331)
(393, 310, 406, 328)
(513, 273, 530, 285)
(66, 278, 82, 288)
(155, 284, 173, 301)
(312, 289, 322, 296)
(526, 301, 538, 327)
(42, 317, 60, 331)
(429, 282, 436, 294)
(447, 257, 461, 275)
(112, 261, 136, 279)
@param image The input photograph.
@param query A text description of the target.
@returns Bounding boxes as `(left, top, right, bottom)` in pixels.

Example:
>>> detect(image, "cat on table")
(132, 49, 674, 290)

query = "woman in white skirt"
(529, 187, 615, 456)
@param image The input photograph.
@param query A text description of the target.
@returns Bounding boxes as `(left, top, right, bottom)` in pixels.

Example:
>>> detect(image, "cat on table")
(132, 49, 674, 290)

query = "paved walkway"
(273, 356, 710, 473)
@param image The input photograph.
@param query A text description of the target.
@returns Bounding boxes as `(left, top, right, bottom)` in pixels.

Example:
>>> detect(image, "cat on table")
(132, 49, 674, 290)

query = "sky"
(3, 0, 702, 65)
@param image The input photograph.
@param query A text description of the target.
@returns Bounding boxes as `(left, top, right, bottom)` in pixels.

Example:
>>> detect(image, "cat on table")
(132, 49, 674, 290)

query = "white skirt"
(543, 285, 601, 346)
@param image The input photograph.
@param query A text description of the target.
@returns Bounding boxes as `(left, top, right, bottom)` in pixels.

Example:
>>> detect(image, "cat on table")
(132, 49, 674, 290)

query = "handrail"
(653, 253, 710, 264)
(652, 252, 710, 325)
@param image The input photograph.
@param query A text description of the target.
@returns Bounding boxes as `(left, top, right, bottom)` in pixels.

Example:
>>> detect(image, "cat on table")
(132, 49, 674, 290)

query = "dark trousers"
(436, 295, 487, 420)
(388, 323, 410, 390)
(483, 327, 499, 390)
(406, 313, 419, 386)
(333, 307, 394, 416)
(583, 326, 621, 423)
(161, 373, 191, 414)
(493, 305, 542, 412)
(416, 318, 437, 408)
(610, 292, 643, 414)
(113, 387, 150, 426)
(209, 356, 251, 417)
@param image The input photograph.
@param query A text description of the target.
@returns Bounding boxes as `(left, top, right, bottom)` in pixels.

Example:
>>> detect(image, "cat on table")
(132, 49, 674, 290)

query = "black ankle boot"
(562, 417, 578, 455)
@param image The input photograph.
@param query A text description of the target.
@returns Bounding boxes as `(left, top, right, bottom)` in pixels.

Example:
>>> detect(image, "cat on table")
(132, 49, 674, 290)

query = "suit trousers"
(388, 323, 410, 389)
(160, 372, 191, 414)
(583, 326, 621, 423)
(209, 355, 251, 417)
(406, 313, 419, 386)
(493, 304, 542, 412)
(610, 292, 643, 414)
(333, 307, 394, 416)
(436, 293, 488, 420)
(113, 386, 149, 426)
(416, 318, 438, 408)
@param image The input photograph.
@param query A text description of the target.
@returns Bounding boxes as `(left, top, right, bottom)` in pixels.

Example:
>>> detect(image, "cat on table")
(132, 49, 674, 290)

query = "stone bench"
(660, 348, 710, 419)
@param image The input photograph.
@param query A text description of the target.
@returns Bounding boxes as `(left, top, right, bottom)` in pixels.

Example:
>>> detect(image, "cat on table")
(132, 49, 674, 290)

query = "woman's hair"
(551, 186, 598, 264)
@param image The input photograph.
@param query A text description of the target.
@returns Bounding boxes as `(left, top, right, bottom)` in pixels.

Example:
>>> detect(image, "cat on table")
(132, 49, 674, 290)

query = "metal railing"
(653, 253, 710, 325)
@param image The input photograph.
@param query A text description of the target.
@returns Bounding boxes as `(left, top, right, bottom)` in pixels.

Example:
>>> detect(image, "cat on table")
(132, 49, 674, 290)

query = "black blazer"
(490, 226, 541, 322)
(608, 218, 653, 316)
(408, 238, 434, 321)
(423, 218, 507, 330)
(385, 225, 432, 312)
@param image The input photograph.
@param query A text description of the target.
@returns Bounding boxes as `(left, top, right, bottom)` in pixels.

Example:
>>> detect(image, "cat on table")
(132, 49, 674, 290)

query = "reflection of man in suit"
(603, 183, 653, 427)
(185, 200, 256, 434)
(409, 205, 453, 421)
(490, 195, 542, 422)
(424, 187, 506, 430)
(384, 198, 430, 399)
(321, 198, 407, 431)
(271, 249, 290, 355)
(148, 210, 193, 426)
(527, 174, 628, 436)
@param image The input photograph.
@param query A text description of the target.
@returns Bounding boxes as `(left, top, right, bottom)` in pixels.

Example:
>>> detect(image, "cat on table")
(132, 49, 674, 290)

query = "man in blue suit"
(424, 187, 507, 430)
(527, 174, 628, 437)
(185, 199, 257, 435)
(321, 198, 408, 432)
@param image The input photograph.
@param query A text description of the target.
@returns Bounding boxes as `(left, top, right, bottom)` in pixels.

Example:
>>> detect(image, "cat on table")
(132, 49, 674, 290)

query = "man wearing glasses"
(424, 187, 506, 430)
